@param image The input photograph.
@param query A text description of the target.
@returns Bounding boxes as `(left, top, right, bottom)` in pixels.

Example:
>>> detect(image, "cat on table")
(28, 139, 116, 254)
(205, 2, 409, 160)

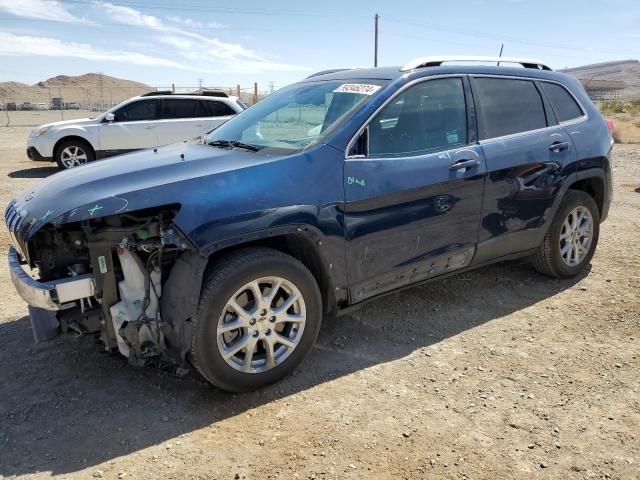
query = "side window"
(368, 77, 467, 158)
(474, 78, 547, 139)
(197, 100, 236, 117)
(540, 82, 584, 123)
(113, 100, 159, 122)
(162, 99, 197, 119)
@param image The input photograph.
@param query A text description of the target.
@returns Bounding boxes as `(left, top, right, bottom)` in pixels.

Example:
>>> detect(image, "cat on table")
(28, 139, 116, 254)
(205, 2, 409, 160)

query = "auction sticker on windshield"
(333, 84, 381, 95)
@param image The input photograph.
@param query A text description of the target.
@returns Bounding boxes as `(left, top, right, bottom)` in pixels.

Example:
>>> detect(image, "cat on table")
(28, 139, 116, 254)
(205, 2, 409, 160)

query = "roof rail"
(141, 90, 173, 96)
(306, 68, 351, 79)
(400, 56, 552, 72)
(140, 90, 229, 98)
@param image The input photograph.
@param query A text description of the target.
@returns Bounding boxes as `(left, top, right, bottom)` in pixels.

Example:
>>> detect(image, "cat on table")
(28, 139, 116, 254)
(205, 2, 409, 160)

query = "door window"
(540, 82, 584, 123)
(162, 99, 198, 119)
(474, 78, 547, 139)
(197, 100, 236, 117)
(368, 77, 467, 158)
(113, 100, 159, 122)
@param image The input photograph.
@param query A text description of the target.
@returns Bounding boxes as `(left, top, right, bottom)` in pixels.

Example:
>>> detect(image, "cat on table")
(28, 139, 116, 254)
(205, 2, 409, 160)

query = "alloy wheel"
(216, 276, 306, 373)
(60, 146, 88, 168)
(559, 206, 594, 267)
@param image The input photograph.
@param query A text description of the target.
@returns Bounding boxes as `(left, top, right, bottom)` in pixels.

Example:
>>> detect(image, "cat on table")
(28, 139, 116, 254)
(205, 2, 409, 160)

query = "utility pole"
(198, 78, 204, 90)
(268, 81, 275, 94)
(374, 13, 379, 67)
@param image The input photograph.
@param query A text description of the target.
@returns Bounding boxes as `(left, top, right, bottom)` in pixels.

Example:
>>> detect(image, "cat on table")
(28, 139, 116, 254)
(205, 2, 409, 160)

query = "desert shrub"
(600, 101, 626, 114)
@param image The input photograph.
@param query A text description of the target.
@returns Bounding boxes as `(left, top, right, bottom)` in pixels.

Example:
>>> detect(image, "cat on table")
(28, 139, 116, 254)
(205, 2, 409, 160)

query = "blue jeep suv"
(6, 56, 613, 391)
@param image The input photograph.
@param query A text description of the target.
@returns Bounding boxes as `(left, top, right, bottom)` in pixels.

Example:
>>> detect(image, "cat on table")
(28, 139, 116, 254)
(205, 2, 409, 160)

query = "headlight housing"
(30, 127, 49, 138)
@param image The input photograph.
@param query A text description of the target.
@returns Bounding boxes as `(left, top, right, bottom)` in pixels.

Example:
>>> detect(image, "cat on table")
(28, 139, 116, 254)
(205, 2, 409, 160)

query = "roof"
(305, 64, 570, 83)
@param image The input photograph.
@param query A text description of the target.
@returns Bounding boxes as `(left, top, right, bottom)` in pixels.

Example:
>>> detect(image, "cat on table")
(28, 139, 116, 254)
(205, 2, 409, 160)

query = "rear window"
(540, 82, 584, 123)
(162, 99, 197, 119)
(474, 77, 547, 139)
(197, 100, 236, 117)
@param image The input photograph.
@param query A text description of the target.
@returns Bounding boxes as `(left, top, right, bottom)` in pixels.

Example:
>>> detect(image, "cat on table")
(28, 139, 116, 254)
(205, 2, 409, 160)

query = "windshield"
(206, 79, 388, 152)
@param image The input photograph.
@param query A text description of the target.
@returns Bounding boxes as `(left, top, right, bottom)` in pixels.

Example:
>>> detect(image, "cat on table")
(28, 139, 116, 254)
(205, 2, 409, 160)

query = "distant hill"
(562, 60, 640, 99)
(0, 73, 152, 105)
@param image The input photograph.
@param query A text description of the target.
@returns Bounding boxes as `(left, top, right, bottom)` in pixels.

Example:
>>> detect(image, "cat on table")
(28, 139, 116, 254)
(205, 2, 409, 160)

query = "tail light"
(606, 118, 615, 135)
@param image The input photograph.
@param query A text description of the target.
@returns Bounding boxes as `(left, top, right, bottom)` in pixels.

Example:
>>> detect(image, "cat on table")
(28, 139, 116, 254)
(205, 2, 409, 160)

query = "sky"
(0, 0, 638, 92)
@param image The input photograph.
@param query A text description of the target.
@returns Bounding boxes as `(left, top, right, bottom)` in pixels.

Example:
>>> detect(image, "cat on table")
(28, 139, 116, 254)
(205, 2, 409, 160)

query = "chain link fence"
(0, 84, 270, 127)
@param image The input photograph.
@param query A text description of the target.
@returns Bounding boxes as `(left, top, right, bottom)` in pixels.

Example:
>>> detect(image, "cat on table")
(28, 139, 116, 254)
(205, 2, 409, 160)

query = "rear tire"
(532, 190, 600, 278)
(190, 247, 322, 392)
(55, 139, 95, 170)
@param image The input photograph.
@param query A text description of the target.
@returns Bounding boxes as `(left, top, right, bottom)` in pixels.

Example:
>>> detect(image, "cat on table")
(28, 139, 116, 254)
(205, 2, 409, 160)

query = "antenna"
(497, 44, 504, 66)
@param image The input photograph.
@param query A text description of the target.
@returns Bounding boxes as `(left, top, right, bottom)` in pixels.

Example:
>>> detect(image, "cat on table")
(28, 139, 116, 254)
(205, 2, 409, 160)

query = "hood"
(38, 117, 97, 129)
(7, 142, 287, 240)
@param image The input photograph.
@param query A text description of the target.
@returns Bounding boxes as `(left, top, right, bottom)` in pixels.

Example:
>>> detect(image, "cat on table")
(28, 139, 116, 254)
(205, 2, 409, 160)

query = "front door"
(343, 76, 486, 303)
(99, 99, 160, 152)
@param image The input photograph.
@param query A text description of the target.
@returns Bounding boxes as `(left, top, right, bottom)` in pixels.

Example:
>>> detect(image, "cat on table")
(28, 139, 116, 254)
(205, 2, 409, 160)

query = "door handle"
(195, 123, 205, 127)
(548, 141, 570, 152)
(449, 159, 479, 171)
(143, 125, 157, 130)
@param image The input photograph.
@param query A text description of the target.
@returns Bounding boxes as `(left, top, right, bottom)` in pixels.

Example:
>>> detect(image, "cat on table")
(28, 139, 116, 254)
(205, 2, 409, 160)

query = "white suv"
(26, 92, 246, 169)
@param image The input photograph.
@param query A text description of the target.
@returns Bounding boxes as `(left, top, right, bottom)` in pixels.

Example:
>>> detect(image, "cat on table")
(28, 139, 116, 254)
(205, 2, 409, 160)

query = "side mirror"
(105, 112, 115, 123)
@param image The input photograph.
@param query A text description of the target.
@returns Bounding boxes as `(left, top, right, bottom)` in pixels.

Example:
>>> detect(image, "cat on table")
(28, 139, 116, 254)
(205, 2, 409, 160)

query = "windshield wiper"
(207, 139, 261, 152)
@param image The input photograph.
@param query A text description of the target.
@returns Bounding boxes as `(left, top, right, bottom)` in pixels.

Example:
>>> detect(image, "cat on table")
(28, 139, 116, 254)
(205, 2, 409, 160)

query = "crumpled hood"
(7, 142, 286, 241)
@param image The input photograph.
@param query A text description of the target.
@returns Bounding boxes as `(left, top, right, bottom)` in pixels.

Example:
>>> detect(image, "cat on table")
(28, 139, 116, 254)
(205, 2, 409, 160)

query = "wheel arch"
(53, 135, 96, 160)
(567, 175, 605, 218)
(161, 226, 341, 362)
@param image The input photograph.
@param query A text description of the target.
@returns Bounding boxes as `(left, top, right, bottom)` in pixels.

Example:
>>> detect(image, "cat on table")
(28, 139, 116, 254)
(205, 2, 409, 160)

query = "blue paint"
(5, 64, 613, 308)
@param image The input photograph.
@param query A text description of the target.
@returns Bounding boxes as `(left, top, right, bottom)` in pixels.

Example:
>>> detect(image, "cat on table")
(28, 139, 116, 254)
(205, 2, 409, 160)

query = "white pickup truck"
(26, 91, 246, 169)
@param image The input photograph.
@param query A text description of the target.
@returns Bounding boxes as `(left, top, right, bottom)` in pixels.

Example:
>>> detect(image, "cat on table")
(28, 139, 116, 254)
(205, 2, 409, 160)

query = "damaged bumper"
(8, 245, 95, 310)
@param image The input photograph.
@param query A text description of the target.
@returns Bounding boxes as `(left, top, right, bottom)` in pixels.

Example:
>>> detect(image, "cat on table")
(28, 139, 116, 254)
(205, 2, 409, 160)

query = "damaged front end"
(7, 203, 206, 370)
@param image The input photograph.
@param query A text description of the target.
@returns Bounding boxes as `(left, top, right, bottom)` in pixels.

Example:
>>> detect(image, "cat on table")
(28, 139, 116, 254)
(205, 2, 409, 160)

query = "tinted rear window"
(197, 100, 236, 117)
(474, 78, 547, 139)
(163, 99, 197, 119)
(540, 82, 583, 123)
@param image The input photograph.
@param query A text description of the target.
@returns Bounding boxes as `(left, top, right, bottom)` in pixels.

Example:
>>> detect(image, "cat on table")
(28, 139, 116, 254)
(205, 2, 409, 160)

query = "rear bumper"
(8, 246, 95, 310)
(26, 146, 52, 162)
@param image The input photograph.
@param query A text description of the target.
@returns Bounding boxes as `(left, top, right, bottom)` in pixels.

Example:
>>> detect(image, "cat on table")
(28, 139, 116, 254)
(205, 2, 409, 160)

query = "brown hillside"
(0, 73, 152, 105)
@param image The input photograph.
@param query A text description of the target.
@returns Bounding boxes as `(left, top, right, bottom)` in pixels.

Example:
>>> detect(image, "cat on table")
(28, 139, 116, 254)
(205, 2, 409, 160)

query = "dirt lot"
(0, 127, 638, 480)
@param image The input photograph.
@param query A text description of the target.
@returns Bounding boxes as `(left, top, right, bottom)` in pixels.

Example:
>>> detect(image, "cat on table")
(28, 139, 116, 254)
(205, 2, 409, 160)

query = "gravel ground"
(0, 128, 638, 480)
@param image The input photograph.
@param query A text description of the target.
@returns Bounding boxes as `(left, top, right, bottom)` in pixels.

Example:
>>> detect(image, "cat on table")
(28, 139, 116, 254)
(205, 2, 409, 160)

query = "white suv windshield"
(206, 80, 388, 152)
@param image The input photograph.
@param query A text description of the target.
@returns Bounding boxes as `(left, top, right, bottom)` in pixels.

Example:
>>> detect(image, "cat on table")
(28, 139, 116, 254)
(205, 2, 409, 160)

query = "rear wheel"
(190, 247, 322, 392)
(532, 190, 600, 278)
(55, 139, 94, 170)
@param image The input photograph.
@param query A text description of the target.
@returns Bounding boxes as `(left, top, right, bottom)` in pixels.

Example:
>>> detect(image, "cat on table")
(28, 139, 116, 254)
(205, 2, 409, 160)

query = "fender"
(544, 167, 608, 232)
(200, 223, 345, 302)
(162, 223, 346, 359)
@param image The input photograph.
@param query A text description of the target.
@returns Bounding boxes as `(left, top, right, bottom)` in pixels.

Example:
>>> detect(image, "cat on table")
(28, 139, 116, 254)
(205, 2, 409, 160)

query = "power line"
(383, 16, 631, 58)
(0, 16, 368, 33)
(62, 0, 367, 18)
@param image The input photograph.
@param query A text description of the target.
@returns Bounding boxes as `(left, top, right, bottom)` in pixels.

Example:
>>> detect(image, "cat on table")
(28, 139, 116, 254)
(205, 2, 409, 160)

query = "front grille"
(4, 202, 29, 262)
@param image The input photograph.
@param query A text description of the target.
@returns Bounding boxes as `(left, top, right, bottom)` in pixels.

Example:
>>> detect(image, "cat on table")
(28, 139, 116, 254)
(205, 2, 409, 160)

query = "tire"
(190, 247, 322, 392)
(531, 190, 600, 278)
(55, 139, 95, 170)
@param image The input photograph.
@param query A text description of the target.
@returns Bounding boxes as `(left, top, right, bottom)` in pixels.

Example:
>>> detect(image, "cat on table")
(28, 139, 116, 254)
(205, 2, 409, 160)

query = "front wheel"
(55, 139, 95, 169)
(532, 190, 600, 278)
(190, 247, 322, 392)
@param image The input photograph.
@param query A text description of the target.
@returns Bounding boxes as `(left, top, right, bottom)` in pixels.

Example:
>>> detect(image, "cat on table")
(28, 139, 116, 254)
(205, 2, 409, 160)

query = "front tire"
(532, 190, 600, 278)
(190, 247, 322, 392)
(55, 139, 95, 170)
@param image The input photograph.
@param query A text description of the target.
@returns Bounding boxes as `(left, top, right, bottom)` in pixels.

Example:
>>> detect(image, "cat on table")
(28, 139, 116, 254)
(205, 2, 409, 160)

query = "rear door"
(157, 98, 200, 145)
(470, 76, 578, 263)
(99, 99, 160, 151)
(343, 76, 487, 302)
(198, 99, 237, 132)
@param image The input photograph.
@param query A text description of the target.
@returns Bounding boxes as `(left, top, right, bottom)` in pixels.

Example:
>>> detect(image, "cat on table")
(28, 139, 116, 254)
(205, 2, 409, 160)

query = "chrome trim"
(345, 74, 465, 160)
(8, 246, 95, 310)
(401, 55, 551, 72)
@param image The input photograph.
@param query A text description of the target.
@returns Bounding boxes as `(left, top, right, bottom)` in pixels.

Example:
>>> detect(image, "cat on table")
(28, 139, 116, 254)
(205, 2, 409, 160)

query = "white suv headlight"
(30, 127, 49, 138)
